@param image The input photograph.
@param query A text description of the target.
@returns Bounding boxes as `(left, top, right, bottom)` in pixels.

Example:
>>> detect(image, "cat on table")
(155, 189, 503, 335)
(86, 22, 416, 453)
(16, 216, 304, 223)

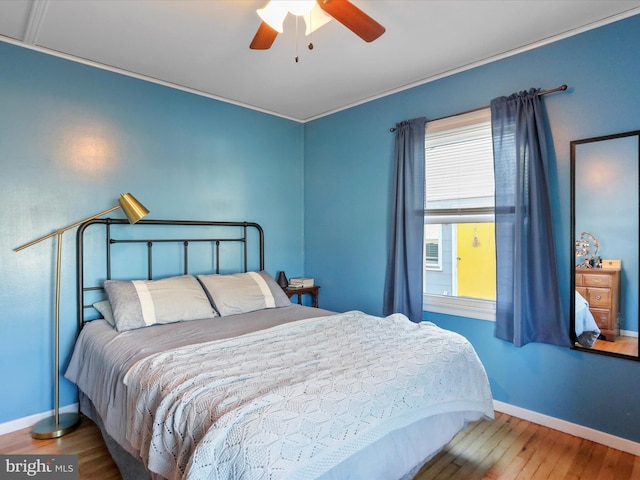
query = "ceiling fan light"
(257, 1, 289, 33)
(304, 3, 332, 35)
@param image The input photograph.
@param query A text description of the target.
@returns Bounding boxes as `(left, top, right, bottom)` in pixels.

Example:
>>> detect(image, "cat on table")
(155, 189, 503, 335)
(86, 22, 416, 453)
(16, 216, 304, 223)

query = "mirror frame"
(570, 130, 640, 360)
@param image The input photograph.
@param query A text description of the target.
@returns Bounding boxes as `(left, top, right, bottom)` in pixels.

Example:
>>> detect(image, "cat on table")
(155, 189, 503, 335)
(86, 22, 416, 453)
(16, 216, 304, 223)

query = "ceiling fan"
(250, 0, 386, 50)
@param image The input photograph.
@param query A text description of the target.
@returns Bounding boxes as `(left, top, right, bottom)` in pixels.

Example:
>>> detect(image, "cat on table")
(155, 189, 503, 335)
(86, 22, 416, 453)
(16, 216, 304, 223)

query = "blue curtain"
(383, 117, 426, 323)
(491, 89, 569, 347)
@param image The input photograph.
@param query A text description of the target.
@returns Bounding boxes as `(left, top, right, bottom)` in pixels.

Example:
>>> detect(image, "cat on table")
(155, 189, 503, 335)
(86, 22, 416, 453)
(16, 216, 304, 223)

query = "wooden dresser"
(575, 268, 621, 341)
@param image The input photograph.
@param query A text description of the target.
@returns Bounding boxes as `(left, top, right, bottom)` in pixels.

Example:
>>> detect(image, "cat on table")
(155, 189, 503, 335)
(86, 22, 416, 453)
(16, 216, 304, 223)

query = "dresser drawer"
(582, 274, 612, 288)
(591, 308, 613, 330)
(586, 287, 612, 308)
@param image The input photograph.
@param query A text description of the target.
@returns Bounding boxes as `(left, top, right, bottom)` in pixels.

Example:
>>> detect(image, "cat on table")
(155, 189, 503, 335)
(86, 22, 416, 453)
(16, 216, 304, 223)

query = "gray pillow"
(93, 300, 116, 327)
(104, 275, 216, 331)
(197, 271, 291, 316)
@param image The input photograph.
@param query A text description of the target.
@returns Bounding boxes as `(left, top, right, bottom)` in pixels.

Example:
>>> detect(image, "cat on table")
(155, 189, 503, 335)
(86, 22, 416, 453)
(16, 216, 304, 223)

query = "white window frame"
(423, 108, 496, 322)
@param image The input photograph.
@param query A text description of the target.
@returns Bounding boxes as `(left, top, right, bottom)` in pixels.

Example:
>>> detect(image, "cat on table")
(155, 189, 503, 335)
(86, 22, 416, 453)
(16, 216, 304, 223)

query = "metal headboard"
(76, 219, 264, 330)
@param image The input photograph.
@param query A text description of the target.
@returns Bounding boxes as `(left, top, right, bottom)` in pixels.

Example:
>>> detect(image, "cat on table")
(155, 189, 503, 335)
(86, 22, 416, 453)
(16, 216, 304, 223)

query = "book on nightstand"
(289, 277, 314, 288)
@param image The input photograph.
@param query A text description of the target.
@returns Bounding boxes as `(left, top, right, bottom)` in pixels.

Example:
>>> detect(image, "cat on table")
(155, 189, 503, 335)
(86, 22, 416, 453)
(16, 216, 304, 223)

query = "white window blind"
(425, 108, 494, 217)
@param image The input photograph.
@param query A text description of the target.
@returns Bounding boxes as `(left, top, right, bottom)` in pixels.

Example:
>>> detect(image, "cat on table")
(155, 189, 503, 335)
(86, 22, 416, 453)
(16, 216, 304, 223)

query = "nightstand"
(284, 285, 320, 308)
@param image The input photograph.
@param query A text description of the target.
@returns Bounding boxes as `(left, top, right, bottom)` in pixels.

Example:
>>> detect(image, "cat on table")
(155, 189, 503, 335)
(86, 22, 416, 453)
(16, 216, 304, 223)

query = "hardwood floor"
(0, 416, 120, 479)
(1, 412, 639, 479)
(591, 335, 638, 356)
(415, 412, 640, 480)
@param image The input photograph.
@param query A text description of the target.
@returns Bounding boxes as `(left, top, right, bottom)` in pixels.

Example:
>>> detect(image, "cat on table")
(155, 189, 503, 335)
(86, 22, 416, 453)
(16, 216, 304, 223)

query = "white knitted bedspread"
(124, 311, 493, 480)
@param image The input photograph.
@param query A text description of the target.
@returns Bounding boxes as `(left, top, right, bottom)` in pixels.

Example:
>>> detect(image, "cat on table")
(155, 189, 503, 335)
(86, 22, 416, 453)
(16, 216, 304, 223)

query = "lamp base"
(31, 412, 80, 439)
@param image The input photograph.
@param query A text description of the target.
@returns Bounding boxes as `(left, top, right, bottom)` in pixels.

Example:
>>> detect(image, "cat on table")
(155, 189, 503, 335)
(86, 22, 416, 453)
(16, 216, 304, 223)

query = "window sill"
(423, 294, 496, 322)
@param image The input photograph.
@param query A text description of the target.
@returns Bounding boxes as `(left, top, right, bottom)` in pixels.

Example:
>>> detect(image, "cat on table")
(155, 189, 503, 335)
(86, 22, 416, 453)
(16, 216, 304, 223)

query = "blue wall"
(304, 15, 640, 442)
(0, 42, 305, 424)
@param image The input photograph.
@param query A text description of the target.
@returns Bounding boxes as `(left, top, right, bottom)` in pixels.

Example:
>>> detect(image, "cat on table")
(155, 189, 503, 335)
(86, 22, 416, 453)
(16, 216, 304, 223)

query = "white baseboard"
(0, 403, 79, 436)
(494, 400, 640, 456)
(621, 329, 638, 338)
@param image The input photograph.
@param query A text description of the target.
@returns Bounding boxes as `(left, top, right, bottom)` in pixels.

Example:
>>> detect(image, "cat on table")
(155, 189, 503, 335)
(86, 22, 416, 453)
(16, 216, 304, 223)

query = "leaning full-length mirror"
(571, 130, 640, 359)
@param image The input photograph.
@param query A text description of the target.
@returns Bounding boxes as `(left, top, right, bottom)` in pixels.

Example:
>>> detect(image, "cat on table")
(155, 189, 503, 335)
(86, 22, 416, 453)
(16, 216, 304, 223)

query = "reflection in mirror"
(571, 131, 640, 359)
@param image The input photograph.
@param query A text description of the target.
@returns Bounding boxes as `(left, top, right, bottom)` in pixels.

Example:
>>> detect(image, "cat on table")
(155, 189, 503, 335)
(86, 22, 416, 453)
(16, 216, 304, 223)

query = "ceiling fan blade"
(250, 21, 279, 50)
(318, 0, 385, 42)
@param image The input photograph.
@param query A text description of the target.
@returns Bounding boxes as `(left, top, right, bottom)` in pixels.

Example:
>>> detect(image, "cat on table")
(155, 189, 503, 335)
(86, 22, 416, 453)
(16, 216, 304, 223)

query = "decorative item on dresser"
(14, 193, 149, 439)
(575, 267, 621, 341)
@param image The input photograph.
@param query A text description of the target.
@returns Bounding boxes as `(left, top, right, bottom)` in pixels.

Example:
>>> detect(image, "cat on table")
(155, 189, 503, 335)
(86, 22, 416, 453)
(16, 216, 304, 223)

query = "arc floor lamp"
(15, 193, 149, 439)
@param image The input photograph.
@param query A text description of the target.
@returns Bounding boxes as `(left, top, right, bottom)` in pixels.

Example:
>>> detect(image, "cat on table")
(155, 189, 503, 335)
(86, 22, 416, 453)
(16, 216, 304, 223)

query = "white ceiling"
(1, 1, 639, 122)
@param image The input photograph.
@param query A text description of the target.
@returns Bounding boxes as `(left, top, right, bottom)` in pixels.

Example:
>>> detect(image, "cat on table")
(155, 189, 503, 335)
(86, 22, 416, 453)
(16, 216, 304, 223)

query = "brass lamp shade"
(119, 193, 150, 224)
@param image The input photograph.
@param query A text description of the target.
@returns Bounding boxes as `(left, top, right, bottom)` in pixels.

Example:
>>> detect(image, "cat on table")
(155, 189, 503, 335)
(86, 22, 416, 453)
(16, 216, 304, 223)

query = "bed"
(65, 219, 493, 480)
(574, 290, 601, 348)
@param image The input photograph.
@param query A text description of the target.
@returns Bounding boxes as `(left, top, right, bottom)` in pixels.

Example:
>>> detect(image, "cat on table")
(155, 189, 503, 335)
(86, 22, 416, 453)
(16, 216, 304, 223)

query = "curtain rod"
(389, 84, 568, 132)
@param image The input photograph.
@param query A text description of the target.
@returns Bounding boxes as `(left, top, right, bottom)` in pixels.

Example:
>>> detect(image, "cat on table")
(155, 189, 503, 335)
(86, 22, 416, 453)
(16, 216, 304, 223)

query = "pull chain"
(294, 13, 315, 62)
(295, 16, 299, 62)
(307, 11, 314, 51)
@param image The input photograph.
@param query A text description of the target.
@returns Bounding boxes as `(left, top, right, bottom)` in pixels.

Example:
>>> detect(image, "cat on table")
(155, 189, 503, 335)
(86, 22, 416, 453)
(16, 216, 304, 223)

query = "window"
(424, 224, 442, 270)
(423, 108, 496, 320)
